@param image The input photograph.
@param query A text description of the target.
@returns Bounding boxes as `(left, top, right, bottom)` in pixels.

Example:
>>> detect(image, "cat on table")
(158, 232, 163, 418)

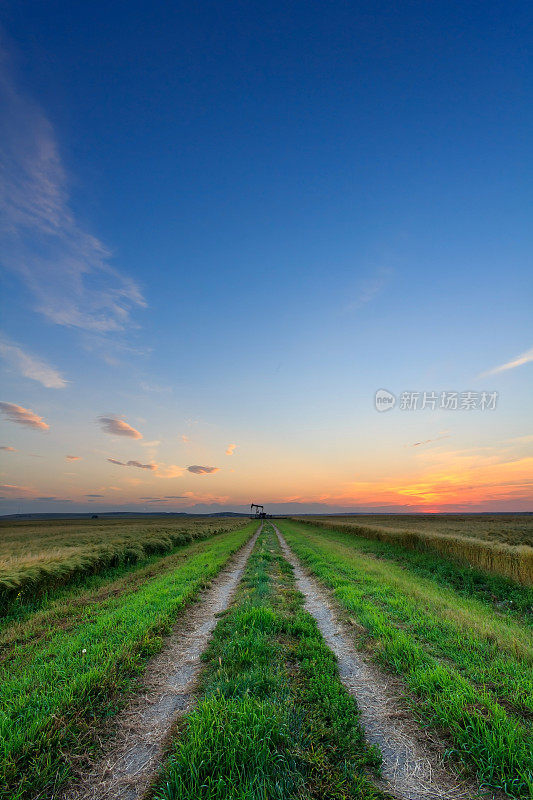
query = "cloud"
(0, 401, 49, 430)
(106, 458, 155, 470)
(0, 482, 34, 496)
(165, 495, 186, 498)
(98, 416, 142, 439)
(411, 435, 450, 447)
(225, 443, 237, 456)
(0, 445, 16, 451)
(66, 454, 82, 461)
(86, 493, 104, 497)
(155, 464, 184, 478)
(181, 434, 190, 444)
(0, 57, 145, 335)
(0, 337, 67, 388)
(140, 382, 171, 394)
(505, 434, 533, 445)
(187, 465, 219, 475)
(480, 346, 533, 377)
(343, 267, 392, 313)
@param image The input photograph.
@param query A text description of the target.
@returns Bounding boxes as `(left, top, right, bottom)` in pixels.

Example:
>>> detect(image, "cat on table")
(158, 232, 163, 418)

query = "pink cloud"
(225, 443, 237, 456)
(66, 454, 82, 461)
(0, 445, 17, 452)
(0, 402, 49, 430)
(155, 464, 184, 478)
(0, 483, 35, 496)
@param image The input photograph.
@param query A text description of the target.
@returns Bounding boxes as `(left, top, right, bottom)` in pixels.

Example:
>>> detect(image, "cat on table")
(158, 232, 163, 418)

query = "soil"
(273, 524, 502, 800)
(56, 525, 262, 800)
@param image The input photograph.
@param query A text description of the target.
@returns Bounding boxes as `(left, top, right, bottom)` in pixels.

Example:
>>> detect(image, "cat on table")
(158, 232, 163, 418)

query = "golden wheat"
(292, 516, 533, 586)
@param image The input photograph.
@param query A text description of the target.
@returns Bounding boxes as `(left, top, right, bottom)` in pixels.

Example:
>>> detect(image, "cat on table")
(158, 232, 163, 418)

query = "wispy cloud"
(140, 382, 171, 394)
(187, 465, 219, 475)
(155, 464, 184, 478)
(225, 443, 237, 456)
(0, 56, 145, 335)
(505, 434, 533, 445)
(0, 401, 49, 430)
(480, 346, 533, 377)
(411, 434, 450, 447)
(98, 415, 142, 439)
(0, 337, 67, 388)
(66, 455, 82, 461)
(343, 267, 392, 313)
(86, 493, 104, 497)
(0, 482, 35, 496)
(0, 445, 16, 451)
(106, 458, 155, 470)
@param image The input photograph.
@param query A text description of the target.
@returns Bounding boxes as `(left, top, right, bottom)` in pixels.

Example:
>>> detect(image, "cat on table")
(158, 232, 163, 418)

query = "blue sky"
(0, 1, 532, 514)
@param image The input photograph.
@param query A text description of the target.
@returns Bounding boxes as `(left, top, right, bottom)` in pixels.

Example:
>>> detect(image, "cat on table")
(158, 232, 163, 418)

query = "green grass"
(278, 520, 533, 799)
(152, 526, 390, 800)
(295, 522, 533, 622)
(0, 516, 248, 611)
(0, 534, 232, 657)
(0, 523, 254, 800)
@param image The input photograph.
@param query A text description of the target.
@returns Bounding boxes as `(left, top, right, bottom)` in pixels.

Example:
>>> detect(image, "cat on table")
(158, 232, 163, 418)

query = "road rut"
(273, 524, 496, 800)
(58, 525, 261, 800)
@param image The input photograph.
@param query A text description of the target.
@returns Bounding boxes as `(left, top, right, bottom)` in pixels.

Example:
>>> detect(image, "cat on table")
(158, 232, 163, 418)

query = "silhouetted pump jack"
(250, 503, 267, 519)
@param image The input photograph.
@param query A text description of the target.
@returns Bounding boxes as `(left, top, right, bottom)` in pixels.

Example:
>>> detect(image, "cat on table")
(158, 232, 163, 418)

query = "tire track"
(273, 524, 498, 800)
(57, 524, 262, 800)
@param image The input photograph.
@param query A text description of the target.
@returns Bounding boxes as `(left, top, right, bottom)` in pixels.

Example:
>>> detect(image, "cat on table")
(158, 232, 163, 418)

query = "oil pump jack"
(250, 503, 266, 519)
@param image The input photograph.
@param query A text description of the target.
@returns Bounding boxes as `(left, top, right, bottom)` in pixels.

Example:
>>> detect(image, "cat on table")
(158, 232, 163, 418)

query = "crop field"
(0, 516, 248, 613)
(296, 514, 533, 546)
(294, 515, 533, 585)
(0, 515, 531, 800)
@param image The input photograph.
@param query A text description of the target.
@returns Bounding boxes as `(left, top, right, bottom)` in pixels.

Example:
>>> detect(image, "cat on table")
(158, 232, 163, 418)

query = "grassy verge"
(0, 534, 231, 659)
(291, 523, 532, 623)
(291, 517, 533, 586)
(152, 525, 390, 800)
(0, 517, 248, 612)
(0, 523, 255, 800)
(279, 520, 533, 799)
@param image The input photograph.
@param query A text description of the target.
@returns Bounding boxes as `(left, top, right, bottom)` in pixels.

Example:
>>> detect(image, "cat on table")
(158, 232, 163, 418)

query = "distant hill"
(0, 511, 250, 521)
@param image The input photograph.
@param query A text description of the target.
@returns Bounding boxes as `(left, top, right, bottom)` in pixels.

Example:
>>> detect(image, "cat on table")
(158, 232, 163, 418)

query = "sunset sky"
(1, 2, 532, 515)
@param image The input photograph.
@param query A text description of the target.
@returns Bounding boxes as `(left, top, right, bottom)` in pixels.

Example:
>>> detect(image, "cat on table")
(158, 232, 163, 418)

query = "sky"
(0, 1, 532, 515)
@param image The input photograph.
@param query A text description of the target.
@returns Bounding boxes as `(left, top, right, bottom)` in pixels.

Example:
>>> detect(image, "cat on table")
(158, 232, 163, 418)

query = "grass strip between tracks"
(0, 523, 255, 800)
(278, 520, 533, 800)
(152, 524, 390, 800)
